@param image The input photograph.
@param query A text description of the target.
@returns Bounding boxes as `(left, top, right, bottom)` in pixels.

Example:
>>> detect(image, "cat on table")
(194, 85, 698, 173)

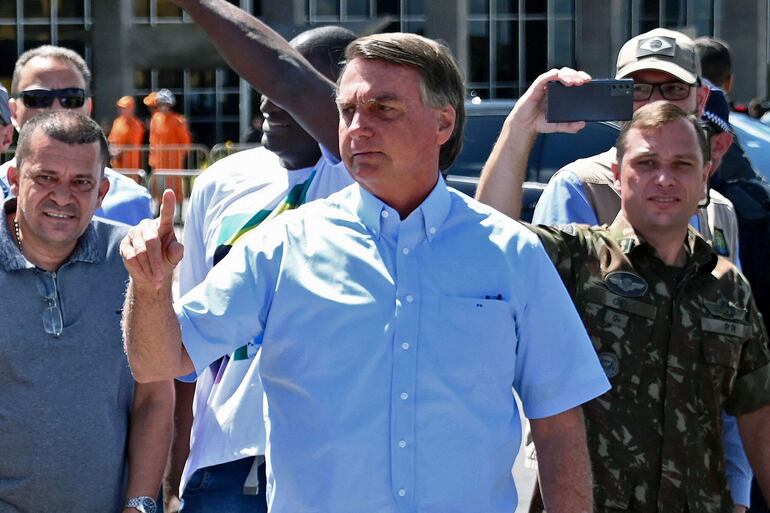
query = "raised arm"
(121, 189, 193, 383)
(172, 0, 339, 153)
(475, 68, 590, 218)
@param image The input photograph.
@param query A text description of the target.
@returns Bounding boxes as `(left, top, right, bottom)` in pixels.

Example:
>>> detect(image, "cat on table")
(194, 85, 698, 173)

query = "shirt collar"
(353, 175, 452, 242)
(0, 197, 100, 272)
(608, 210, 717, 272)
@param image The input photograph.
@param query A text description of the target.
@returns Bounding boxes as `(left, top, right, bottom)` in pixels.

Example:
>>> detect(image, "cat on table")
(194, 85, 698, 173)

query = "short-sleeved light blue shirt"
(176, 178, 610, 513)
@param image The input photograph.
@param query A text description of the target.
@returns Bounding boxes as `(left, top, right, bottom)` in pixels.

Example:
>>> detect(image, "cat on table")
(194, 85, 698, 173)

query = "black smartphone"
(546, 79, 634, 123)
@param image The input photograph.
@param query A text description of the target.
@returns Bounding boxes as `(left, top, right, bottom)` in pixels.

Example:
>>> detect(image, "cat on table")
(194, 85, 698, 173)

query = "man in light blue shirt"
(120, 32, 609, 513)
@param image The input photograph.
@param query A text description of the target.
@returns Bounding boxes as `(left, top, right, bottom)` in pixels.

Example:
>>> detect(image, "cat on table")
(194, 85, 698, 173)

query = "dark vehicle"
(444, 99, 621, 221)
(730, 112, 770, 183)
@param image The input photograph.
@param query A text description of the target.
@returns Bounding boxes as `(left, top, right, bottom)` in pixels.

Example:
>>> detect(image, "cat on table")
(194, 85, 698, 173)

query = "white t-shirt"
(178, 145, 353, 492)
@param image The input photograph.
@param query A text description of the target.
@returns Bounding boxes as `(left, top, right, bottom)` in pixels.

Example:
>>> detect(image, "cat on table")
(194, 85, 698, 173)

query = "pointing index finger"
(157, 189, 177, 237)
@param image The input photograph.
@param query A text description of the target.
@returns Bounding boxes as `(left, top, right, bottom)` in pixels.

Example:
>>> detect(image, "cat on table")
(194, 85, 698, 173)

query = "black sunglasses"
(18, 88, 86, 109)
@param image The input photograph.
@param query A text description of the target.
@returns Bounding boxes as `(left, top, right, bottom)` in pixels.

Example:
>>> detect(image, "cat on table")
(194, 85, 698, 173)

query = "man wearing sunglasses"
(0, 110, 173, 513)
(0, 45, 152, 226)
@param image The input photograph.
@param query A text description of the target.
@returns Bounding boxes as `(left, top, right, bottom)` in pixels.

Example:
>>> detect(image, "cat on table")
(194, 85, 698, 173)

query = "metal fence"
(110, 144, 211, 172)
(1, 142, 264, 224)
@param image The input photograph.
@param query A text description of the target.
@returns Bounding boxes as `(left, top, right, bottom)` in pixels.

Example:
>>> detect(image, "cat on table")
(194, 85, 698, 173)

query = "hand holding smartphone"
(546, 79, 634, 123)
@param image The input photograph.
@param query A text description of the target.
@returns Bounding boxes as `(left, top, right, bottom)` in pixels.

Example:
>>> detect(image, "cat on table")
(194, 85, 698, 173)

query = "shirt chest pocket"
(698, 309, 749, 413)
(426, 296, 517, 389)
(700, 306, 751, 370)
(700, 317, 749, 369)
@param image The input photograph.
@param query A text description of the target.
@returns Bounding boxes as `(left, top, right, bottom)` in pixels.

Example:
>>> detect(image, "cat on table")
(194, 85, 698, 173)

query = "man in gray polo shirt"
(0, 110, 173, 513)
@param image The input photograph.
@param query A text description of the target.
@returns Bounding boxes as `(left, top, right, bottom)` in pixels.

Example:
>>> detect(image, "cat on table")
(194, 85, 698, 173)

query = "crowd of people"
(106, 85, 192, 217)
(1, 0, 769, 512)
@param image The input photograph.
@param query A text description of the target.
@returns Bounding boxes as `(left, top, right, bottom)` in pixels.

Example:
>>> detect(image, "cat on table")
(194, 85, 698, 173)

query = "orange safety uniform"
(149, 110, 192, 202)
(108, 114, 145, 170)
(149, 111, 192, 170)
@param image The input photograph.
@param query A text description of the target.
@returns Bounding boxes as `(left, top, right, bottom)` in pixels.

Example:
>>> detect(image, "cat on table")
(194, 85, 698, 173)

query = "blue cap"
(702, 86, 731, 133)
(0, 84, 10, 126)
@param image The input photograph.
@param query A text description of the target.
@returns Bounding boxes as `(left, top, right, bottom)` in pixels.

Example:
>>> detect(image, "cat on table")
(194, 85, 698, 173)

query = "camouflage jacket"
(531, 214, 770, 513)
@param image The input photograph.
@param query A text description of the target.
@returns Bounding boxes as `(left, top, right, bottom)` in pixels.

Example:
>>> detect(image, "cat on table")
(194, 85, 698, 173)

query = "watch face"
(139, 497, 157, 513)
(126, 496, 156, 513)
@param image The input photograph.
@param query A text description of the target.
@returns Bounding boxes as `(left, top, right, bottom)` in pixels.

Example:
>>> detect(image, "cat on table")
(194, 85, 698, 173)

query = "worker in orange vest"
(148, 88, 191, 214)
(108, 96, 145, 174)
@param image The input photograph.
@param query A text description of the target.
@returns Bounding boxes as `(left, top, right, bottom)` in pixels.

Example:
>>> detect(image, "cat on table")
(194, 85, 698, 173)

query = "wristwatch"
(124, 496, 157, 513)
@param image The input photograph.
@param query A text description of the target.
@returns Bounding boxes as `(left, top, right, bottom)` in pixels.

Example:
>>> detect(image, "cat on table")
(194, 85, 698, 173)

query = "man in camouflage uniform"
(480, 79, 770, 510)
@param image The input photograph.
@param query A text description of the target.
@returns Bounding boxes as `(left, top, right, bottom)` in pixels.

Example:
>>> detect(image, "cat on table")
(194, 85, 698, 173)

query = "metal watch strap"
(124, 495, 157, 513)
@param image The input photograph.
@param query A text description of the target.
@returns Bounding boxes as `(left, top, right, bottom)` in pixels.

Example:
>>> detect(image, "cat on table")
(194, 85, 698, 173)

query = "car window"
(447, 113, 508, 177)
(447, 111, 544, 180)
(534, 122, 620, 183)
(446, 110, 619, 185)
(730, 113, 770, 182)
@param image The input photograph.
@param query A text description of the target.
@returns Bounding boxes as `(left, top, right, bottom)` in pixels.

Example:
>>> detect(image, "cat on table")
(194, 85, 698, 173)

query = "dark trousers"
(180, 456, 267, 513)
(750, 478, 769, 513)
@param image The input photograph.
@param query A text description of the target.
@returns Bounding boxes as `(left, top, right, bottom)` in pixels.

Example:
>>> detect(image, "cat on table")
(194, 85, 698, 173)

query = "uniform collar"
(353, 175, 451, 242)
(608, 210, 717, 272)
(0, 197, 100, 272)
(597, 146, 618, 169)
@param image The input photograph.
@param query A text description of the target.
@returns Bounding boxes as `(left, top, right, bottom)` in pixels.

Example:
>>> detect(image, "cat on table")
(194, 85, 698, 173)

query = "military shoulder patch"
(604, 271, 648, 297)
(712, 228, 729, 256)
(554, 223, 577, 236)
(598, 352, 620, 378)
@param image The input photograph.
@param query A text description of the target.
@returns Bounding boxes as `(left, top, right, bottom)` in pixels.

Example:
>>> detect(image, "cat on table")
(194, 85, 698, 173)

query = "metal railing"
(1, 143, 263, 226)
(109, 144, 211, 172)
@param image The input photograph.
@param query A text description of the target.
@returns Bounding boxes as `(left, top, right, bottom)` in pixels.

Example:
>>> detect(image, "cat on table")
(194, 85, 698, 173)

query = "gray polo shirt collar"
(1, 197, 100, 272)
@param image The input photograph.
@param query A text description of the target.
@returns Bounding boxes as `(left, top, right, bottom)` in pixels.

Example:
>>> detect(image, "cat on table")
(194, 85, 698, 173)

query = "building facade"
(0, 0, 767, 148)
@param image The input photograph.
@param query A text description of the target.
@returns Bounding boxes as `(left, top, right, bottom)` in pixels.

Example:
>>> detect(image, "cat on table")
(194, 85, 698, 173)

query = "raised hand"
(121, 189, 184, 289)
(509, 67, 592, 136)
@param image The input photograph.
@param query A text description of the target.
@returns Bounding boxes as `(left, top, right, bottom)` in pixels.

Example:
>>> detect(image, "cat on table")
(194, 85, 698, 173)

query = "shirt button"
(398, 439, 407, 448)
(406, 295, 414, 303)
(429, 226, 437, 235)
(398, 489, 406, 497)
(401, 342, 410, 350)
(381, 210, 389, 218)
(402, 247, 410, 255)
(400, 392, 408, 400)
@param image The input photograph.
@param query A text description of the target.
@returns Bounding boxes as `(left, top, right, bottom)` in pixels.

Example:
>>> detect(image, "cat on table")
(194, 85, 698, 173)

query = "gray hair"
(342, 33, 466, 170)
(16, 110, 109, 174)
(12, 45, 91, 95)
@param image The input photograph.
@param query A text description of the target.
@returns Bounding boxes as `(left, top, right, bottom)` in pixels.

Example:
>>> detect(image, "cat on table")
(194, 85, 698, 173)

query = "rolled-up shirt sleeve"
(512, 234, 610, 419)
(725, 297, 770, 416)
